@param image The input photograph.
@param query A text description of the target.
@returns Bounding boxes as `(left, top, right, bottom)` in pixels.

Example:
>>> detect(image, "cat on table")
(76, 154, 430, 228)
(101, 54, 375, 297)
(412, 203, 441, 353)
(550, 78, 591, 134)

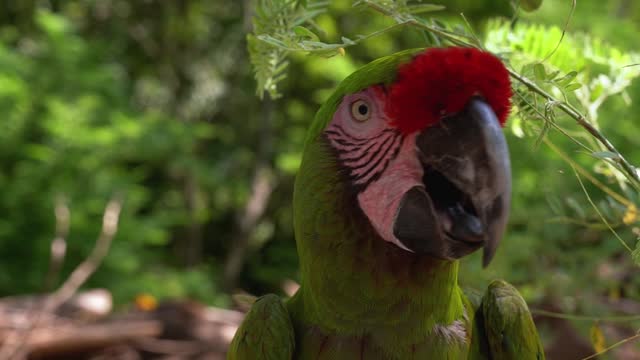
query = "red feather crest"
(386, 47, 512, 134)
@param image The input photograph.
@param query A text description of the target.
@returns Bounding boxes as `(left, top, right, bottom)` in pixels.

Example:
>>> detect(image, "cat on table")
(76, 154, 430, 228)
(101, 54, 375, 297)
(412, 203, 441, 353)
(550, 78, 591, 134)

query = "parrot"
(228, 47, 545, 359)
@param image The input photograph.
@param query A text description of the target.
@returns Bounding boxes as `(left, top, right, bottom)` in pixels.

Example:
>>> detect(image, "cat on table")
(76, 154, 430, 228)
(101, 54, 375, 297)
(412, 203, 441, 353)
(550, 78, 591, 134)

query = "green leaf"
(547, 70, 560, 80)
(341, 36, 356, 45)
(257, 34, 290, 49)
(534, 63, 546, 80)
(520, 0, 543, 12)
(556, 71, 577, 86)
(35, 9, 71, 36)
(433, 19, 447, 29)
(407, 4, 446, 14)
(591, 82, 605, 99)
(591, 151, 620, 160)
(293, 26, 319, 41)
(564, 83, 581, 91)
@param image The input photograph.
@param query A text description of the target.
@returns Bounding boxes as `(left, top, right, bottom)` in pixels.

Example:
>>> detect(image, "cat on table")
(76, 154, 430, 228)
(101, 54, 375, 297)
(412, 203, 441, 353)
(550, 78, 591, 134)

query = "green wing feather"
(472, 280, 545, 360)
(227, 294, 295, 360)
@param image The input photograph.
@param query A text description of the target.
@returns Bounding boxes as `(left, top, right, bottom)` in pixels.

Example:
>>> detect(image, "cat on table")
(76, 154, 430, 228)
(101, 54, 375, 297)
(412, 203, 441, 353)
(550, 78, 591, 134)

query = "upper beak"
(392, 97, 511, 266)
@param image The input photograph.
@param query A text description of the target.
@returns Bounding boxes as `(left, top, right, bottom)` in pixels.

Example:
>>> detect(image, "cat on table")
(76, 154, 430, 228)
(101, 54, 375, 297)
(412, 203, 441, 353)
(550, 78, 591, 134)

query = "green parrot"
(228, 47, 545, 359)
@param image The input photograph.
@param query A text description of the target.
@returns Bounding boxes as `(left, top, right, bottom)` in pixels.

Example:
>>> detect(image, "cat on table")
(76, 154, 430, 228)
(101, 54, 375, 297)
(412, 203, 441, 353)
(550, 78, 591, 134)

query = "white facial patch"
(324, 89, 425, 251)
(356, 132, 424, 251)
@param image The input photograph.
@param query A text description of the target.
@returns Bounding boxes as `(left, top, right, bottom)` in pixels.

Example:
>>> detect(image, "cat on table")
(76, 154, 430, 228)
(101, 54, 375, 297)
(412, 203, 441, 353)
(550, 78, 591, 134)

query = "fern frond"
(485, 20, 640, 83)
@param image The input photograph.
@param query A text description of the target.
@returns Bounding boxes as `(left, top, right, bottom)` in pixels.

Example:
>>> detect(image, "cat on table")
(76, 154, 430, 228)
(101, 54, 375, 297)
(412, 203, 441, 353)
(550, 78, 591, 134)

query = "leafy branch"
(249, 0, 447, 99)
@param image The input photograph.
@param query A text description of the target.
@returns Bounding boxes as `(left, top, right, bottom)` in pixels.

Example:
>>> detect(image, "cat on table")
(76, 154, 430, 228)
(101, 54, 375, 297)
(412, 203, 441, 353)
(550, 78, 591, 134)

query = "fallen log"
(0, 295, 244, 359)
(26, 320, 162, 359)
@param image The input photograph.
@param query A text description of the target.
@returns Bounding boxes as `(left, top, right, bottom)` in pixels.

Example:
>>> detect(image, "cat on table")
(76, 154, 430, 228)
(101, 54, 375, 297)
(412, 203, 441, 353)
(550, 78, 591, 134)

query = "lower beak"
(392, 97, 512, 266)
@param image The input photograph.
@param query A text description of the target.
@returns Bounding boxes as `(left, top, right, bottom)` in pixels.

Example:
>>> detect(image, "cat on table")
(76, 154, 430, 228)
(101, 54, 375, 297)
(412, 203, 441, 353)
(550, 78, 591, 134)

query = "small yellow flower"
(590, 322, 606, 354)
(135, 293, 158, 311)
(623, 204, 638, 225)
(338, 47, 346, 56)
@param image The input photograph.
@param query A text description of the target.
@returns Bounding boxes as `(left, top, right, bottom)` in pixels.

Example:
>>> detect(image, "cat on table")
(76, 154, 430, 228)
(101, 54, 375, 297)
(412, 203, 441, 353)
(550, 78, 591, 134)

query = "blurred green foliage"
(0, 1, 639, 354)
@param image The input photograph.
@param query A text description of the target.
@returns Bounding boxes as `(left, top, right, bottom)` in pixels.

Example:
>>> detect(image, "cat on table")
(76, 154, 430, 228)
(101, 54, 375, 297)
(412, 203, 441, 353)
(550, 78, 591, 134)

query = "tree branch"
(43, 197, 70, 291)
(0, 197, 123, 360)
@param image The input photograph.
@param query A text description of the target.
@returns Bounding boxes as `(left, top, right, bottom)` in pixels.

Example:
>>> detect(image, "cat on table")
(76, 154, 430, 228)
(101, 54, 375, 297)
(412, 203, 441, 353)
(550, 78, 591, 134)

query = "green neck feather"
(292, 138, 466, 345)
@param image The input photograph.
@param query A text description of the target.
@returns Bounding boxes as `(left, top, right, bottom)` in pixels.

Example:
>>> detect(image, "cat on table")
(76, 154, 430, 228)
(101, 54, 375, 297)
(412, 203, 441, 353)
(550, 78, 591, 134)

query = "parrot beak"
(393, 97, 511, 267)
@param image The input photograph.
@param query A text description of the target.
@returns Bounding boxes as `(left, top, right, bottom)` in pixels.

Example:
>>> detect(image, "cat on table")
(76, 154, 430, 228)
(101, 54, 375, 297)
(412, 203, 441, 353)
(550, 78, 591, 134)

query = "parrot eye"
(350, 100, 371, 122)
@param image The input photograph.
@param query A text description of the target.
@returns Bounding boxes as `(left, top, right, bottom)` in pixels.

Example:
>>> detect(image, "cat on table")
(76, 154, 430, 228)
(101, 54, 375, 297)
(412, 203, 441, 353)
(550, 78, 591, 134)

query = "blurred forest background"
(0, 0, 639, 358)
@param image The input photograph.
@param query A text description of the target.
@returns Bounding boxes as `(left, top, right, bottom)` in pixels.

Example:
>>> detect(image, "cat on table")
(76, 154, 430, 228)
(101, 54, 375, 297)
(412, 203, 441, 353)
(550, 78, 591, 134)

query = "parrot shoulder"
(227, 294, 295, 360)
(468, 279, 545, 360)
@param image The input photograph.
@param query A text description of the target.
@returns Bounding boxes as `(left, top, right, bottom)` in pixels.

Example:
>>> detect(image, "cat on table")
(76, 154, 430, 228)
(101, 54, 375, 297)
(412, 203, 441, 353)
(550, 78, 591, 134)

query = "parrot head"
(296, 47, 512, 267)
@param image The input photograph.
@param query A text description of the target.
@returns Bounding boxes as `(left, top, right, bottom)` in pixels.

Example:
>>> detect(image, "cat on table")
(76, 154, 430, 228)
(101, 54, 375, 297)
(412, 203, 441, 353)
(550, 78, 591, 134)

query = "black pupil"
(358, 104, 368, 116)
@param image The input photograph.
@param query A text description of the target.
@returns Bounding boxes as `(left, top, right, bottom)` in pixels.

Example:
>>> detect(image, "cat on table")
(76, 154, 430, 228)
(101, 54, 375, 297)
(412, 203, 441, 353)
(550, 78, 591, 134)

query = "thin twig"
(459, 13, 483, 48)
(532, 309, 640, 322)
(44, 197, 70, 291)
(571, 166, 632, 253)
(44, 197, 122, 312)
(546, 216, 618, 230)
(540, 0, 575, 62)
(0, 197, 123, 360)
(545, 140, 632, 207)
